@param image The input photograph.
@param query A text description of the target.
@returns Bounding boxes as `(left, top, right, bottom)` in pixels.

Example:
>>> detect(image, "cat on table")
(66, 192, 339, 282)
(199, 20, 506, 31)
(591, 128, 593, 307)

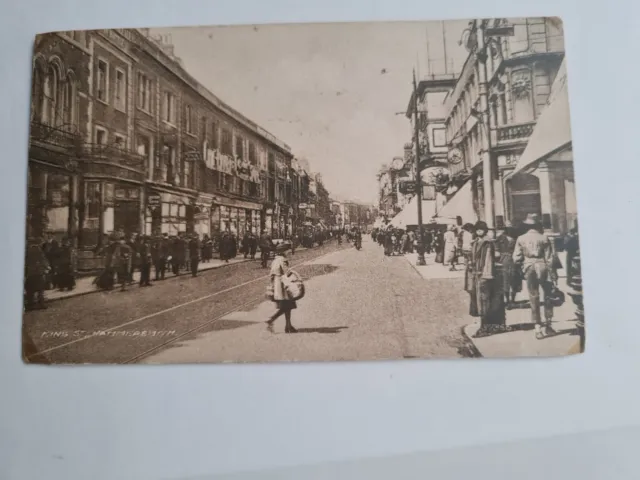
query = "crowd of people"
(23, 226, 347, 311)
(371, 214, 580, 341)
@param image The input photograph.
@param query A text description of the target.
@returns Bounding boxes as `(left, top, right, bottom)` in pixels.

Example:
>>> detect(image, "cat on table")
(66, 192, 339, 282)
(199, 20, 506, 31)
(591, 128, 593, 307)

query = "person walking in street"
(126, 234, 138, 285)
(564, 220, 579, 281)
(444, 225, 458, 271)
(495, 225, 522, 309)
(202, 234, 213, 263)
(189, 233, 201, 277)
(266, 248, 298, 333)
(24, 237, 50, 310)
(42, 234, 60, 290)
(138, 235, 153, 287)
(151, 234, 169, 281)
(249, 231, 258, 260)
(259, 230, 273, 268)
(466, 221, 505, 335)
(513, 214, 557, 340)
(241, 231, 250, 259)
(54, 236, 77, 291)
(460, 223, 474, 264)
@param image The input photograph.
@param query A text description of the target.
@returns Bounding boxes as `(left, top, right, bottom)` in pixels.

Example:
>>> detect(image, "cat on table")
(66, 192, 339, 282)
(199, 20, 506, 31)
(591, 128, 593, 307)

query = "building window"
(235, 135, 244, 159)
(163, 145, 175, 183)
(137, 72, 152, 112)
(96, 59, 108, 103)
(115, 68, 126, 111)
(221, 129, 232, 155)
(183, 160, 192, 188)
(136, 135, 151, 165)
(211, 120, 219, 149)
(42, 65, 60, 125)
(95, 127, 107, 145)
(249, 142, 257, 165)
(432, 128, 446, 147)
(163, 91, 176, 124)
(62, 77, 76, 126)
(114, 134, 126, 149)
(184, 104, 193, 133)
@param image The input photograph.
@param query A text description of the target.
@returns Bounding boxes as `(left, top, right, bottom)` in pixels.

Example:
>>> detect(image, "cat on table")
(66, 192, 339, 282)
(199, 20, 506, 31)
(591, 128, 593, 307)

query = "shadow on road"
(294, 326, 348, 334)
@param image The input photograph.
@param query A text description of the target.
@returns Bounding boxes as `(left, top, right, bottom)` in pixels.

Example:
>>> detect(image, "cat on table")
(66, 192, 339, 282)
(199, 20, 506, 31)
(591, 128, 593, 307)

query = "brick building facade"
(28, 28, 313, 272)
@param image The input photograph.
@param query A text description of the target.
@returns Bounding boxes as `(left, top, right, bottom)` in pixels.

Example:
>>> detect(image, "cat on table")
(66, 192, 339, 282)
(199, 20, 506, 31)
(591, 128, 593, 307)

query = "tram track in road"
(25, 242, 349, 364)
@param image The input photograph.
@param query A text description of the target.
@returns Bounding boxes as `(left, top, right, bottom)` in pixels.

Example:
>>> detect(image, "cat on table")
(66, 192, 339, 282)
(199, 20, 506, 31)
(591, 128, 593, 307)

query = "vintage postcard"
(23, 18, 583, 364)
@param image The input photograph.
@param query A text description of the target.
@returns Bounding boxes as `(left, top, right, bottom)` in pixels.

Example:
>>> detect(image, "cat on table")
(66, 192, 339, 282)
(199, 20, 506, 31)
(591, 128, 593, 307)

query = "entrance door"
(507, 173, 541, 225)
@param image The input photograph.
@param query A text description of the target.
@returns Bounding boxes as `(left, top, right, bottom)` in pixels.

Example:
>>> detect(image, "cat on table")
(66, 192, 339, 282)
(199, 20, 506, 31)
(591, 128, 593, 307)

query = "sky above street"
(151, 20, 469, 204)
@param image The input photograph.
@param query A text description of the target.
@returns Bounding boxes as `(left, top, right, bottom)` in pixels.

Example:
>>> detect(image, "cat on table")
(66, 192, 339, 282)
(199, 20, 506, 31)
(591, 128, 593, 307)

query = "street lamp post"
(412, 70, 427, 266)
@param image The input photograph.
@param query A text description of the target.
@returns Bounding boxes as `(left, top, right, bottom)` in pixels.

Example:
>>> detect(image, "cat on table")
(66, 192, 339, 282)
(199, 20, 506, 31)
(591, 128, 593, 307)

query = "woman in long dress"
(466, 221, 506, 335)
(266, 249, 297, 333)
(443, 225, 458, 270)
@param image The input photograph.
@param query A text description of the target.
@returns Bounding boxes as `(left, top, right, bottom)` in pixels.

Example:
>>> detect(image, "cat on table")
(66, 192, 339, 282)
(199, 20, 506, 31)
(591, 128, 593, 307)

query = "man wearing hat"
(513, 213, 556, 339)
(24, 237, 50, 310)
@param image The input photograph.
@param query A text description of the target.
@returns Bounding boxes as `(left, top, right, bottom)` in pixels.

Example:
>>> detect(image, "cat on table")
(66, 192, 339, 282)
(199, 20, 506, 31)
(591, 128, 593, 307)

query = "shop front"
(77, 146, 145, 271)
(210, 195, 263, 238)
(27, 122, 81, 244)
(144, 188, 196, 237)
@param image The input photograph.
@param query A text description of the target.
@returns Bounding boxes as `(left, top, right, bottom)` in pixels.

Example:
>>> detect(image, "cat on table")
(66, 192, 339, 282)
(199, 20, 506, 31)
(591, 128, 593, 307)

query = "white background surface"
(1, 0, 639, 479)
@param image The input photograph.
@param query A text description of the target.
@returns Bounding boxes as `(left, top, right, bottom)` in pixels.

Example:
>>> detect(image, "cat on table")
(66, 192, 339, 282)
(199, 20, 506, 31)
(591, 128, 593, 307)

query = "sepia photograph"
(22, 17, 583, 364)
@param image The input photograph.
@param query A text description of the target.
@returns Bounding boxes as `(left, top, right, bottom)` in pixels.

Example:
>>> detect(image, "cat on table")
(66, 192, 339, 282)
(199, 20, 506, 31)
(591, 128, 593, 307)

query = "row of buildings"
(379, 17, 575, 239)
(28, 28, 338, 272)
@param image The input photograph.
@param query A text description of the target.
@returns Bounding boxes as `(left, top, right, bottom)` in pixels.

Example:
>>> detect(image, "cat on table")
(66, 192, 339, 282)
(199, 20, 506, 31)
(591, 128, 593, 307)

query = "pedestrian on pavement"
(202, 234, 213, 263)
(564, 220, 579, 281)
(444, 225, 458, 270)
(248, 231, 258, 259)
(241, 231, 250, 259)
(466, 221, 505, 336)
(42, 234, 60, 290)
(24, 237, 50, 310)
(513, 214, 557, 340)
(495, 225, 522, 309)
(259, 230, 273, 268)
(127, 234, 139, 285)
(116, 234, 132, 291)
(460, 223, 474, 262)
(266, 248, 298, 333)
(54, 236, 77, 291)
(189, 234, 201, 277)
(138, 235, 153, 287)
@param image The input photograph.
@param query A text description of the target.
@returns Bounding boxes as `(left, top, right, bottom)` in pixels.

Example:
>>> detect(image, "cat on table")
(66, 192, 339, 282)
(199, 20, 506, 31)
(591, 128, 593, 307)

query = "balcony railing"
(30, 121, 81, 151)
(83, 143, 146, 172)
(495, 121, 535, 144)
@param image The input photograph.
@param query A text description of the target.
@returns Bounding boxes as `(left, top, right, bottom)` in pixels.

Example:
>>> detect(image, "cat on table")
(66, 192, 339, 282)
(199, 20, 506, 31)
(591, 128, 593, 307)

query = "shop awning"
(389, 196, 437, 228)
(433, 180, 477, 224)
(509, 59, 572, 177)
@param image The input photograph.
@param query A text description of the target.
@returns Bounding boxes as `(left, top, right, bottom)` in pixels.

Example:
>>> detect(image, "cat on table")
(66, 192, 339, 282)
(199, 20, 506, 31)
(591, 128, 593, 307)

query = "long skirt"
(468, 272, 506, 327)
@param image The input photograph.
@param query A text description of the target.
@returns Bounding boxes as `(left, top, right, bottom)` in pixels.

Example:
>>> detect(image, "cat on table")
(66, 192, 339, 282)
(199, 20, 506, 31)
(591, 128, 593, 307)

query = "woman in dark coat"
(55, 237, 77, 291)
(466, 221, 505, 335)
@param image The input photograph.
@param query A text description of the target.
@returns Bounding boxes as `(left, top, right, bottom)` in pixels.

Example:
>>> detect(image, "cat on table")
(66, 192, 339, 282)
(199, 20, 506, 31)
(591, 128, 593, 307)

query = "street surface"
(23, 238, 476, 364)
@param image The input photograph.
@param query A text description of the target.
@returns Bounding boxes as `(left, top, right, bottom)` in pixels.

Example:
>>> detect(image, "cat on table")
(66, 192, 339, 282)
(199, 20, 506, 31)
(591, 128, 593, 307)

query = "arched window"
(42, 64, 60, 125)
(62, 74, 77, 127)
(31, 62, 45, 122)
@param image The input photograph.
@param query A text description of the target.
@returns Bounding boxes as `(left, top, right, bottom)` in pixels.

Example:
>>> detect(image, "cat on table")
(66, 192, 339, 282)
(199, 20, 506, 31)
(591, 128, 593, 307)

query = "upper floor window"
(95, 126, 107, 145)
(114, 134, 126, 149)
(115, 68, 126, 111)
(41, 65, 60, 125)
(221, 129, 232, 155)
(248, 142, 257, 165)
(184, 104, 194, 134)
(137, 72, 152, 112)
(163, 91, 176, 124)
(211, 120, 219, 149)
(96, 59, 108, 103)
(62, 77, 76, 126)
(235, 135, 244, 159)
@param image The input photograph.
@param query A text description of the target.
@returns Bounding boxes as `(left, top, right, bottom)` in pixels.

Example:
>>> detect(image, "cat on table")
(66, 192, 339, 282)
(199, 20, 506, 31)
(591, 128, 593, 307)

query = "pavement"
(141, 238, 475, 364)
(42, 256, 252, 302)
(403, 250, 581, 358)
